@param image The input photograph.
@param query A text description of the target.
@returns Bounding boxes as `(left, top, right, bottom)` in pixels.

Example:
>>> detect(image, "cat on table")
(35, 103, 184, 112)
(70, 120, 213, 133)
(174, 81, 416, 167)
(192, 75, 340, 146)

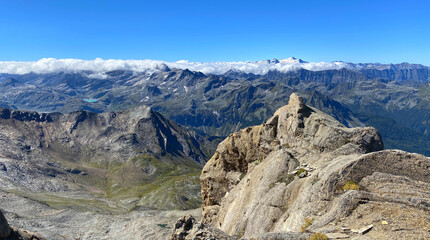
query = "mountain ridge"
(0, 105, 215, 211)
(1, 58, 428, 76)
(1, 62, 430, 156)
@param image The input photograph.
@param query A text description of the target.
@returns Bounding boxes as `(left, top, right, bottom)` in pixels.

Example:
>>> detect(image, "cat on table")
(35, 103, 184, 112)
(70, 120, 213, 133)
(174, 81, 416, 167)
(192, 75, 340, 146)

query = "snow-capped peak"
(256, 57, 306, 64)
(278, 57, 307, 64)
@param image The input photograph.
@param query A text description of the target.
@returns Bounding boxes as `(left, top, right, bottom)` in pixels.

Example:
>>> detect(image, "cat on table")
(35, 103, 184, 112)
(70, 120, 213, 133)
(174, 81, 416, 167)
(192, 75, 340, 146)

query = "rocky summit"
(172, 93, 430, 239)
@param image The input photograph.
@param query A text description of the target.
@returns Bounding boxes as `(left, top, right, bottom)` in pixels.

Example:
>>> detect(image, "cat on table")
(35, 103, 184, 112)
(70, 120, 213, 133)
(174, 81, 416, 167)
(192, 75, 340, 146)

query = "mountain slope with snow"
(2, 57, 428, 76)
(1, 58, 430, 156)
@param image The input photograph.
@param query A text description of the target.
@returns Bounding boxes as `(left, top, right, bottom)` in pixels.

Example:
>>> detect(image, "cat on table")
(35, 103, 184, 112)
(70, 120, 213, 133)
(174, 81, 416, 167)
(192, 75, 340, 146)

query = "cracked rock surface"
(195, 93, 430, 239)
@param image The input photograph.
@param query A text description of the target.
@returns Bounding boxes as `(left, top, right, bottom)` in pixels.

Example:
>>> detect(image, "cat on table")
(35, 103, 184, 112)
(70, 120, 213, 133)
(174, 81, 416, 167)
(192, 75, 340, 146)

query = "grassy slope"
(7, 152, 203, 214)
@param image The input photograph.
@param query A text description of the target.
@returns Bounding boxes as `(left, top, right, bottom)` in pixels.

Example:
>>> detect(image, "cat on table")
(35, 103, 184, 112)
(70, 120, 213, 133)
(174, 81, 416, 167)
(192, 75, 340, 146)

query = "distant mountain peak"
(279, 57, 307, 63)
(256, 58, 279, 64)
(257, 57, 306, 64)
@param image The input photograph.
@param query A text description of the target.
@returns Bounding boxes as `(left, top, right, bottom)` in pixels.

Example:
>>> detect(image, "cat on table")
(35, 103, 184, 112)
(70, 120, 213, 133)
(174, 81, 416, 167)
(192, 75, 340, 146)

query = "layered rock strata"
(189, 93, 430, 239)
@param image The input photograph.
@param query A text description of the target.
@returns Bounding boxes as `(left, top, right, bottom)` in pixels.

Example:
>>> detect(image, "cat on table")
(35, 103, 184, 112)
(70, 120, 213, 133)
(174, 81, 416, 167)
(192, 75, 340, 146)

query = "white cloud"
(0, 58, 360, 76)
(86, 72, 109, 79)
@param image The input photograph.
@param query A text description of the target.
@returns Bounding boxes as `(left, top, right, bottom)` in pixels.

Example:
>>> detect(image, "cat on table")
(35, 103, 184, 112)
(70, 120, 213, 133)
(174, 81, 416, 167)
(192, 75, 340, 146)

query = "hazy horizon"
(1, 57, 428, 76)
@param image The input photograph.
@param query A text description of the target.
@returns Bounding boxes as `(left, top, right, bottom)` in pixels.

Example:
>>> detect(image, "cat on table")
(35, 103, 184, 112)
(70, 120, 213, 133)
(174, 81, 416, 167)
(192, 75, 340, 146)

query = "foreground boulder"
(184, 93, 430, 239)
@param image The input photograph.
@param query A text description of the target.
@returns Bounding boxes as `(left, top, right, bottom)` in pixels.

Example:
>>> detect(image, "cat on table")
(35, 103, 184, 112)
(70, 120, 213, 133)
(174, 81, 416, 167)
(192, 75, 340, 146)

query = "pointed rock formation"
(194, 93, 429, 239)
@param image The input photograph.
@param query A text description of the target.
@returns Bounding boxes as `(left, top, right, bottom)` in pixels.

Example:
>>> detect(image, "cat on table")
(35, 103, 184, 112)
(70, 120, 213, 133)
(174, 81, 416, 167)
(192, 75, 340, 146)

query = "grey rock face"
(199, 93, 430, 239)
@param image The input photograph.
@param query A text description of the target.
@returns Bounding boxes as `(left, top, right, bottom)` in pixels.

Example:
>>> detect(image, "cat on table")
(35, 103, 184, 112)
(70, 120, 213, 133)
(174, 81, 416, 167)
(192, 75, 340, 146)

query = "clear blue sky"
(0, 0, 429, 64)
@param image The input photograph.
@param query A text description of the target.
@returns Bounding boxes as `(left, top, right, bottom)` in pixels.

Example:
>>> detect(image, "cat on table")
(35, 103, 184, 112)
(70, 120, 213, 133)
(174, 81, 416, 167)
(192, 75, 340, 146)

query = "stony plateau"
(172, 93, 430, 239)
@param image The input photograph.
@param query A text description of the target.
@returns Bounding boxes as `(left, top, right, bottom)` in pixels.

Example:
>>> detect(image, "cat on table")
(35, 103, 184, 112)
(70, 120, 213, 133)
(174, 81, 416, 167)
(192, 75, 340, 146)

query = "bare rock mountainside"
(172, 93, 430, 239)
(0, 105, 215, 213)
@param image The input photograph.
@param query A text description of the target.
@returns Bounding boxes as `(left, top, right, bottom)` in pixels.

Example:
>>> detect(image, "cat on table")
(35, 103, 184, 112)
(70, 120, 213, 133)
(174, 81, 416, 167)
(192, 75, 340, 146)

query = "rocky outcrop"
(196, 93, 430, 239)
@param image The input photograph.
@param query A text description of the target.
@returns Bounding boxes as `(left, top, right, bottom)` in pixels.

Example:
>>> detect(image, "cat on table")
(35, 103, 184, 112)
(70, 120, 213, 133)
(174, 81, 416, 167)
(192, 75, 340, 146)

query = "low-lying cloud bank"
(0, 57, 363, 76)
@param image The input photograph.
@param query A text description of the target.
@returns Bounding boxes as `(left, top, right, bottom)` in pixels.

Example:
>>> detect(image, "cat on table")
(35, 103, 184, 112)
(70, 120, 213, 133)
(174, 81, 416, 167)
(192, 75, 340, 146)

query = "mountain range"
(0, 58, 429, 156)
(0, 78, 429, 239)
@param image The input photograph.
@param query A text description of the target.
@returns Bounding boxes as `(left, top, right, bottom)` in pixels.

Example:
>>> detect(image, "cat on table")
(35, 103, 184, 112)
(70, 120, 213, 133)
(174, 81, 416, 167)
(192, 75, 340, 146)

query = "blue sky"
(0, 0, 429, 64)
